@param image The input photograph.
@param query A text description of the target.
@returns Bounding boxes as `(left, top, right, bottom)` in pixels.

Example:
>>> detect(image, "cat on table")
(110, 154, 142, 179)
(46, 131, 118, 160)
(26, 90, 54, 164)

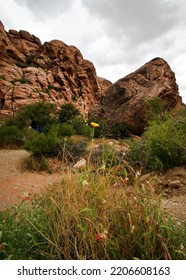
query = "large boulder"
(90, 57, 183, 134)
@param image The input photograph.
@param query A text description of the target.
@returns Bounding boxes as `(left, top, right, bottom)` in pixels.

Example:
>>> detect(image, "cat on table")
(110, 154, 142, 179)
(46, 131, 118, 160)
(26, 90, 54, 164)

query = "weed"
(0, 170, 185, 260)
(11, 78, 32, 84)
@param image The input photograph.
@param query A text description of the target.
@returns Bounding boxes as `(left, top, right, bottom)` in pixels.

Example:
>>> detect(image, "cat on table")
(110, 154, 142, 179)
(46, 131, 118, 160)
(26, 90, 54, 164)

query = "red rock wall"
(90, 58, 184, 134)
(0, 21, 111, 118)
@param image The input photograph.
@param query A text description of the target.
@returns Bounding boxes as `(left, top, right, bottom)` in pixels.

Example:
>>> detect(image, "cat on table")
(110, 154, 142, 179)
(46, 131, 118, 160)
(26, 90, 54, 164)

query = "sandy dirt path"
(0, 149, 62, 210)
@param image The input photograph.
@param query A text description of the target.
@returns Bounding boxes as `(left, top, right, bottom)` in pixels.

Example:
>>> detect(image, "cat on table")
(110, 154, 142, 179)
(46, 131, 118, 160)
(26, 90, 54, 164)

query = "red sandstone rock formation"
(90, 57, 184, 134)
(0, 21, 184, 133)
(0, 21, 111, 118)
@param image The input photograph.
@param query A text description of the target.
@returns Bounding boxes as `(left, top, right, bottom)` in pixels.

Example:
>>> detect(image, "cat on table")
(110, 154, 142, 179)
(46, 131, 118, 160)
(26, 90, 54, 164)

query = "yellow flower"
(91, 122, 99, 128)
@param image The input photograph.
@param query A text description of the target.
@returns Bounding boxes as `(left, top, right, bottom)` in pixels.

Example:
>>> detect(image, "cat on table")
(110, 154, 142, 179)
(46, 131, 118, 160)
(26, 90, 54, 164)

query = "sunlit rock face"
(0, 21, 111, 118)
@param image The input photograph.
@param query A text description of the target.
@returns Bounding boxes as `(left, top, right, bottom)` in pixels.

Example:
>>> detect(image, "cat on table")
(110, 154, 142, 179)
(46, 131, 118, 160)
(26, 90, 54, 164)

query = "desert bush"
(146, 96, 168, 122)
(129, 115, 186, 171)
(57, 123, 76, 137)
(24, 124, 89, 160)
(144, 117, 186, 170)
(0, 126, 24, 147)
(43, 118, 90, 138)
(58, 103, 80, 123)
(0, 75, 6, 80)
(15, 61, 28, 68)
(71, 116, 91, 136)
(2, 116, 20, 127)
(26, 55, 35, 66)
(109, 122, 130, 139)
(16, 101, 57, 129)
(0, 170, 185, 260)
(48, 84, 57, 90)
(11, 78, 32, 84)
(24, 131, 61, 157)
(22, 154, 49, 172)
(0, 122, 37, 148)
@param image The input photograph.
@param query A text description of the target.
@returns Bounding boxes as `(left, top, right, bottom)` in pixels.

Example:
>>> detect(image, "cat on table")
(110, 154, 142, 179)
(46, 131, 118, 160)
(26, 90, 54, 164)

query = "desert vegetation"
(0, 99, 185, 260)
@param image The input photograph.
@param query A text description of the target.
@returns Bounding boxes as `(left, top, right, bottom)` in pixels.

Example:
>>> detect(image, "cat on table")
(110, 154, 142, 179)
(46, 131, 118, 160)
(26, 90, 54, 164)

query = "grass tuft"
(0, 168, 185, 260)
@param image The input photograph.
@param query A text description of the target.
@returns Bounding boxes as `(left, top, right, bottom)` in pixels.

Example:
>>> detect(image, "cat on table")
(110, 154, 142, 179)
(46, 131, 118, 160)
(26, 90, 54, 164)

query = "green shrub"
(129, 115, 186, 171)
(24, 132, 61, 157)
(0, 126, 24, 147)
(11, 78, 32, 84)
(22, 154, 49, 172)
(26, 55, 35, 66)
(110, 122, 130, 139)
(15, 61, 28, 68)
(22, 122, 87, 159)
(16, 101, 57, 129)
(48, 84, 57, 90)
(2, 116, 20, 127)
(58, 103, 80, 123)
(146, 96, 167, 122)
(88, 118, 130, 139)
(71, 116, 91, 136)
(57, 123, 76, 137)
(144, 117, 186, 170)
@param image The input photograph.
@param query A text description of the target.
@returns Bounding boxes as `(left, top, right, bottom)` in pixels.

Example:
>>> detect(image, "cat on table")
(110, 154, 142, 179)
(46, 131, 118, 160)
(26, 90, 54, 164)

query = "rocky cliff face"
(0, 21, 184, 134)
(90, 57, 184, 134)
(0, 21, 111, 118)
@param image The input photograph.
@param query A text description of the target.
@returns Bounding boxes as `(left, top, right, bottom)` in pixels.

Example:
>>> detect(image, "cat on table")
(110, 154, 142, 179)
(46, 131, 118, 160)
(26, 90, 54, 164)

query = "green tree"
(16, 102, 57, 129)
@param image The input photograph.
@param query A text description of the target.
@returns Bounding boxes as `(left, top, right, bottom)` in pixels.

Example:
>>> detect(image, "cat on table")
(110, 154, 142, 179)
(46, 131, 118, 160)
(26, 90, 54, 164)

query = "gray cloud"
(81, 0, 184, 71)
(14, 0, 73, 19)
(81, 0, 179, 44)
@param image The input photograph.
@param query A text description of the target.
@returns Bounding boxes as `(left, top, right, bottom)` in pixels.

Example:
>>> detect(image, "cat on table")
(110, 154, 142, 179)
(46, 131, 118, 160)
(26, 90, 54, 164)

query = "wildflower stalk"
(87, 122, 99, 168)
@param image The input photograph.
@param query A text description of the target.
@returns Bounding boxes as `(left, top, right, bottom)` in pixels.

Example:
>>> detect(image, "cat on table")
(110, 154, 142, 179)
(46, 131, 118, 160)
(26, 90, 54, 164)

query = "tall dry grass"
(31, 167, 185, 260)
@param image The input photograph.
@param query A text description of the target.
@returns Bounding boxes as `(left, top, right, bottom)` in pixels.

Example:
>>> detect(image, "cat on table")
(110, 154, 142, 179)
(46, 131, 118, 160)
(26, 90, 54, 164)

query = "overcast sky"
(0, 0, 186, 102)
